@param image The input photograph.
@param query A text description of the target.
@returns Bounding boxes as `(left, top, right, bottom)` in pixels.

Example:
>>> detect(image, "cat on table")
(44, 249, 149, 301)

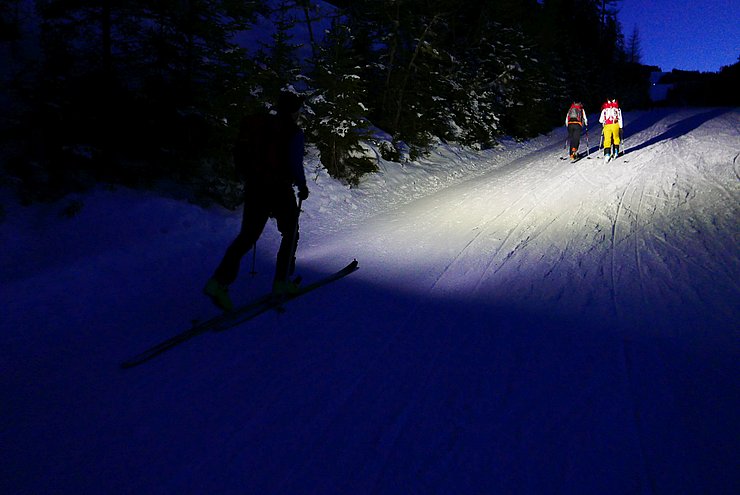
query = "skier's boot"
(570, 147, 577, 161)
(604, 148, 611, 164)
(204, 278, 234, 311)
(614, 144, 620, 157)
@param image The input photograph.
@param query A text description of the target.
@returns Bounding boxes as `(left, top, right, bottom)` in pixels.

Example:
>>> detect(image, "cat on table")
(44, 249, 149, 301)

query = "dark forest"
(0, 0, 736, 205)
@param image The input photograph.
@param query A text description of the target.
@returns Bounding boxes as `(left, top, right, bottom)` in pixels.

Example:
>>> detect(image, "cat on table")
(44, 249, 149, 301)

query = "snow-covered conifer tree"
(308, 18, 376, 186)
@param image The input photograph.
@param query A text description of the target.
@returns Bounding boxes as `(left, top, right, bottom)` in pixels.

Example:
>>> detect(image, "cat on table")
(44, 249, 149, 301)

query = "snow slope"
(2, 107, 738, 494)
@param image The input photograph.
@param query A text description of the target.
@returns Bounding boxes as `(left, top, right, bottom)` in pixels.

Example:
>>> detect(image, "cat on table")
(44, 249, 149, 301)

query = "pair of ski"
(560, 152, 627, 164)
(603, 152, 628, 164)
(120, 260, 359, 369)
(560, 153, 588, 163)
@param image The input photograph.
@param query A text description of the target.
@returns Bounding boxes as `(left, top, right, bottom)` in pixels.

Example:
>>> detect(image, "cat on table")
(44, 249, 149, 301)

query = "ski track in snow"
(294, 107, 739, 492)
(1, 107, 739, 494)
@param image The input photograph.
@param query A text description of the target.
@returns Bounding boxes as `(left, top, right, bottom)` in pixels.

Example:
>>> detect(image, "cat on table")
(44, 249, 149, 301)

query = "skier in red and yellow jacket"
(599, 99, 623, 161)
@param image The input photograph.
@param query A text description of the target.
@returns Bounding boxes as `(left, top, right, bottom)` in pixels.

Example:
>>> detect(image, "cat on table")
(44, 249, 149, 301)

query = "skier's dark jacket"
(234, 113, 307, 193)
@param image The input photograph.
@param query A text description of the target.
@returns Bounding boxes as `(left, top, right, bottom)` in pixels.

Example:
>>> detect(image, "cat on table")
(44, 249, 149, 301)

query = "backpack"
(567, 103, 583, 124)
(233, 114, 295, 184)
(602, 101, 620, 124)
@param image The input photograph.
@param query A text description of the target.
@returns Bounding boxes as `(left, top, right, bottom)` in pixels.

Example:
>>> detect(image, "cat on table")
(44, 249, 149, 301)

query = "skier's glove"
(297, 184, 309, 201)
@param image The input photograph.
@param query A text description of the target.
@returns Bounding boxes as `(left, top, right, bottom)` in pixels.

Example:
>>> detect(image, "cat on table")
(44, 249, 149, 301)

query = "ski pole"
(584, 127, 590, 157)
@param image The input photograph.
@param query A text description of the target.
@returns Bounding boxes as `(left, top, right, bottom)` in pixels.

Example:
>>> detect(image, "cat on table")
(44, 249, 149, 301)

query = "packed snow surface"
(2, 107, 738, 494)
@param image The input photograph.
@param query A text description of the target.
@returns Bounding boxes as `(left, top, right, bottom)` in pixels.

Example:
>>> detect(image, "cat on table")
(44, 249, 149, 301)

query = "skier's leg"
(213, 200, 269, 286)
(273, 189, 300, 285)
(603, 126, 613, 156)
(567, 124, 579, 158)
(572, 127, 581, 155)
(613, 126, 621, 155)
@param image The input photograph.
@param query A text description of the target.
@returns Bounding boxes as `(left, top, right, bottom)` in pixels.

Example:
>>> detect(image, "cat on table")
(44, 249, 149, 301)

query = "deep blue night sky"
(617, 0, 739, 72)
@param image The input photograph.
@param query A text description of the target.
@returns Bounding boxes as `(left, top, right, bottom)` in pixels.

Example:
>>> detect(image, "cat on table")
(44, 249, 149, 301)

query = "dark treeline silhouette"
(0, 0, 671, 206)
(658, 62, 740, 107)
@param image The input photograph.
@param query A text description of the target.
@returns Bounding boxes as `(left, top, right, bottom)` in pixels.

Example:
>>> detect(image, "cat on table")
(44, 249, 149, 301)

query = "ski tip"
(350, 259, 359, 269)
